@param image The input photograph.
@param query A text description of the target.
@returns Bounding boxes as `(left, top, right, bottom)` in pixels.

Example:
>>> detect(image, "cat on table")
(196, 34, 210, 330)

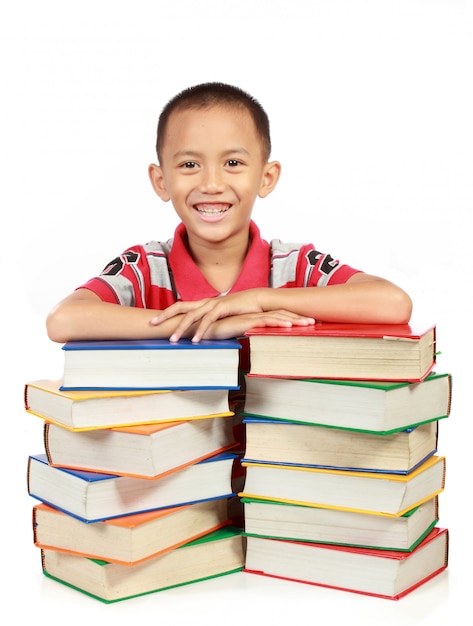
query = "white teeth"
(196, 207, 229, 215)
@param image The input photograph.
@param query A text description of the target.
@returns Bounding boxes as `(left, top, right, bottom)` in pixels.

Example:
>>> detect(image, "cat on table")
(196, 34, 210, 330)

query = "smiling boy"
(46, 82, 412, 344)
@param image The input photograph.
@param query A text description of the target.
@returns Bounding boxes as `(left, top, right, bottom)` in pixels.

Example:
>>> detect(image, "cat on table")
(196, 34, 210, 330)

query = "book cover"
(62, 337, 243, 351)
(245, 322, 435, 340)
(241, 452, 436, 476)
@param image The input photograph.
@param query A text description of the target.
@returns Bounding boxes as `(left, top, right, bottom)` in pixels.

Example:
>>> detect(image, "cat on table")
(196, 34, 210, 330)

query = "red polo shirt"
(79, 221, 360, 308)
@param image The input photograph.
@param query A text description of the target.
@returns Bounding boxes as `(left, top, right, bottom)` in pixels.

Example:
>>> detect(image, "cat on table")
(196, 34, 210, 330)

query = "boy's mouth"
(194, 203, 231, 216)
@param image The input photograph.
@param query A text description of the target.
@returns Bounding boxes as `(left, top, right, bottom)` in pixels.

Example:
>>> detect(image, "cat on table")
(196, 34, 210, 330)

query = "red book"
(245, 322, 436, 382)
(244, 527, 448, 600)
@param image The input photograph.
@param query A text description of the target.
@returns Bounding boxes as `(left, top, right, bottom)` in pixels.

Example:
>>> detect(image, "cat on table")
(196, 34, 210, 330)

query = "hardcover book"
(43, 415, 236, 478)
(245, 322, 436, 382)
(240, 455, 446, 516)
(243, 372, 451, 434)
(60, 338, 241, 390)
(28, 451, 236, 522)
(25, 378, 233, 430)
(41, 526, 244, 602)
(243, 418, 438, 474)
(242, 496, 439, 551)
(33, 499, 232, 565)
(244, 527, 448, 600)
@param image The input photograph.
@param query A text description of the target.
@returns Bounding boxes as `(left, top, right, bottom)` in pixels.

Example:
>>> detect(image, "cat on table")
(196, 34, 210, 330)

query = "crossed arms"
(46, 273, 412, 344)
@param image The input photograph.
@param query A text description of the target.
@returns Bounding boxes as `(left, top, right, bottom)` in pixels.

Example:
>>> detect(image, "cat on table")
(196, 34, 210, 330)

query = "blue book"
(27, 452, 237, 523)
(60, 338, 241, 390)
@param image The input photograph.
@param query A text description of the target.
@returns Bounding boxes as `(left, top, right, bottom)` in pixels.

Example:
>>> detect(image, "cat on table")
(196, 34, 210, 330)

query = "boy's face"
(149, 105, 280, 249)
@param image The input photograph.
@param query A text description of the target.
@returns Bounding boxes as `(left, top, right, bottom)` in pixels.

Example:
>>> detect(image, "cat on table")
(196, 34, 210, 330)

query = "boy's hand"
(150, 291, 315, 342)
(202, 311, 316, 342)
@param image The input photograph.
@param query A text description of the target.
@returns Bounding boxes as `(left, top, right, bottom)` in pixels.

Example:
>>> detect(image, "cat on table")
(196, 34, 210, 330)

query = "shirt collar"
(169, 221, 270, 300)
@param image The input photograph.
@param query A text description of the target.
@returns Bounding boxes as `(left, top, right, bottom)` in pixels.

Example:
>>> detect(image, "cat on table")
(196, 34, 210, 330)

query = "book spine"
(32, 505, 39, 545)
(443, 529, 449, 566)
(26, 456, 33, 496)
(40, 549, 46, 572)
(24, 383, 30, 411)
(440, 458, 447, 490)
(43, 423, 53, 464)
(446, 373, 453, 416)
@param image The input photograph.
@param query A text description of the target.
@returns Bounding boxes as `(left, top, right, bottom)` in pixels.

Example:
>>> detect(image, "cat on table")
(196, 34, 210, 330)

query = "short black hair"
(155, 82, 271, 162)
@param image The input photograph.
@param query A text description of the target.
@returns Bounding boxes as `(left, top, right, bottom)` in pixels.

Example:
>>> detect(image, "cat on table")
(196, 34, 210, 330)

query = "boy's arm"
(45, 289, 315, 343)
(46, 289, 188, 343)
(151, 273, 413, 343)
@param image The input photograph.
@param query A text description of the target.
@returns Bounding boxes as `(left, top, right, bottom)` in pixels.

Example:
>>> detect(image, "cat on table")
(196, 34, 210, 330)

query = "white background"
(2, 1, 472, 623)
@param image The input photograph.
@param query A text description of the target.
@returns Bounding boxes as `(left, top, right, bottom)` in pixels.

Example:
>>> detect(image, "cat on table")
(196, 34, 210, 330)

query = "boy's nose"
(200, 166, 225, 192)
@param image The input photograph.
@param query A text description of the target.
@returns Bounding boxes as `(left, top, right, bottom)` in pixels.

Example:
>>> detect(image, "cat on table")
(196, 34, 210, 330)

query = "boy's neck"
(186, 232, 250, 294)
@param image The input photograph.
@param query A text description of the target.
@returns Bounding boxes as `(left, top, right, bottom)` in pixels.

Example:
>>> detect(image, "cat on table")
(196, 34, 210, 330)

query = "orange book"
(43, 415, 236, 479)
(33, 500, 231, 565)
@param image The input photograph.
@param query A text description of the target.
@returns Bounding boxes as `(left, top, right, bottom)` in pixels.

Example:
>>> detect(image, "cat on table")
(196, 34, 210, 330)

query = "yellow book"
(25, 379, 233, 431)
(239, 455, 446, 517)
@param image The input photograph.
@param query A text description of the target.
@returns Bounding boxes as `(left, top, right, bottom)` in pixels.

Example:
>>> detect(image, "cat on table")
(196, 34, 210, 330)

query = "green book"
(41, 526, 244, 603)
(242, 497, 439, 552)
(243, 372, 452, 434)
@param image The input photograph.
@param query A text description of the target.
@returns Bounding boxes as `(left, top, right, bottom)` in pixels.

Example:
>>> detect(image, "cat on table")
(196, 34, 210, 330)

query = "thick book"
(25, 379, 233, 430)
(244, 527, 448, 600)
(60, 338, 241, 390)
(33, 499, 231, 565)
(245, 322, 436, 382)
(43, 415, 236, 478)
(242, 496, 439, 552)
(41, 526, 244, 603)
(243, 418, 438, 474)
(240, 455, 446, 516)
(28, 451, 236, 523)
(243, 372, 451, 434)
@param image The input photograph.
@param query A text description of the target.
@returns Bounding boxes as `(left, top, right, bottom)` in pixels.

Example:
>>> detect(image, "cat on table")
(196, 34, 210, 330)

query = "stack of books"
(25, 338, 246, 602)
(239, 322, 451, 600)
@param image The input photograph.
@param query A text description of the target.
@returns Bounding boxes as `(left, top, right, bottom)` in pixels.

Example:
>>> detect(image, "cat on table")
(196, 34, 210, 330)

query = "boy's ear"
(258, 160, 281, 198)
(148, 164, 171, 202)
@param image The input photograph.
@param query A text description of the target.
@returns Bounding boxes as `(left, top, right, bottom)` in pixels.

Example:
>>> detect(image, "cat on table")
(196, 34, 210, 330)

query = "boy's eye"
(226, 159, 241, 167)
(182, 161, 197, 169)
